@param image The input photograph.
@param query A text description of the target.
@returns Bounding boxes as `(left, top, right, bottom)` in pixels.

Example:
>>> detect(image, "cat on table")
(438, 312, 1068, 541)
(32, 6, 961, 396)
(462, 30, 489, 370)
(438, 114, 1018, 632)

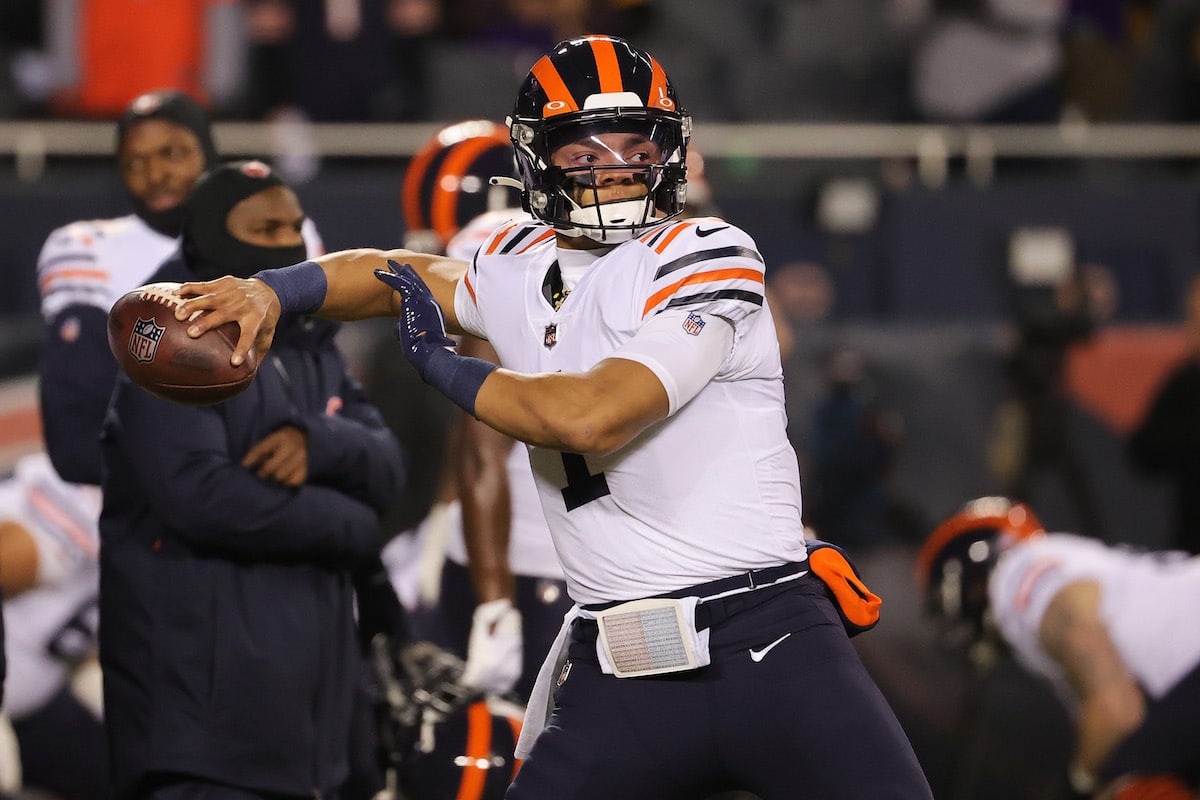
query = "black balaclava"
(116, 89, 220, 236)
(182, 161, 308, 281)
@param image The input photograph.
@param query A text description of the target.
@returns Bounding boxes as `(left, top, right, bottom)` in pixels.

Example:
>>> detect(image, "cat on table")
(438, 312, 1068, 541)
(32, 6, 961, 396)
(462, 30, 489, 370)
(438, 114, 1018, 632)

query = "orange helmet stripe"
(431, 137, 508, 243)
(531, 55, 579, 117)
(648, 57, 674, 110)
(589, 36, 624, 94)
(455, 701, 494, 800)
(402, 141, 442, 232)
(915, 501, 1045, 590)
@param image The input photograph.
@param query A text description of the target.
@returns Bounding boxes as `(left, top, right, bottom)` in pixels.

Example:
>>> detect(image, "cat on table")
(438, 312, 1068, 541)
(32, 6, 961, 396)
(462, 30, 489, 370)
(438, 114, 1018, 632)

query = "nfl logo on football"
(683, 312, 705, 336)
(129, 317, 165, 363)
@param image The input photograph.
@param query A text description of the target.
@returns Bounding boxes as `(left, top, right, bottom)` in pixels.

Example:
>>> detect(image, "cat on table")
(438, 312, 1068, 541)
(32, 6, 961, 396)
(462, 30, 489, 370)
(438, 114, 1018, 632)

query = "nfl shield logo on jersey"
(129, 317, 165, 363)
(683, 312, 705, 336)
(544, 322, 558, 349)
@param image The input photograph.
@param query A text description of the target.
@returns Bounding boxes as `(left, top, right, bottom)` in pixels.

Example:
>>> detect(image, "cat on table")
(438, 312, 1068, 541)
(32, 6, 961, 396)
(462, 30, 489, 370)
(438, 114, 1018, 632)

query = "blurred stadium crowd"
(1, 3, 1200, 800)
(2, 0, 1200, 126)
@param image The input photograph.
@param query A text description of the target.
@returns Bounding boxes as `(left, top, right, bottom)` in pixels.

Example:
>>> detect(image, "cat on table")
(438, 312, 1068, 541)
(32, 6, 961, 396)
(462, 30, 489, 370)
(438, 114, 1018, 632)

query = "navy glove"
(373, 259, 497, 417)
(374, 260, 456, 379)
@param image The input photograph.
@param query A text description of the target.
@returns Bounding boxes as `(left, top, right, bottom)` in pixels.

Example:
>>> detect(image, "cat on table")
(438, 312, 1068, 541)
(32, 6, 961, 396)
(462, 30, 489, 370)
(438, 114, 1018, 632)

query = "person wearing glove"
(171, 35, 933, 800)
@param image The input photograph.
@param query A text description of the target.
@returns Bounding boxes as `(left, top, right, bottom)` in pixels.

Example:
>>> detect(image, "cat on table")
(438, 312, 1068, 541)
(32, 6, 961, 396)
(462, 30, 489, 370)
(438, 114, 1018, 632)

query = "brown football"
(107, 282, 258, 405)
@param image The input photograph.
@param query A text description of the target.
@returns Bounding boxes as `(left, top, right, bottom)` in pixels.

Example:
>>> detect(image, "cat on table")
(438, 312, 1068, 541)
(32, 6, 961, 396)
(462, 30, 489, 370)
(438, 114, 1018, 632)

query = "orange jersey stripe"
(590, 37, 624, 94)
(484, 223, 521, 255)
(642, 267, 764, 318)
(653, 221, 697, 254)
(28, 485, 98, 557)
(463, 269, 477, 304)
(531, 56, 579, 117)
(39, 268, 111, 292)
(515, 229, 556, 254)
(455, 701, 494, 800)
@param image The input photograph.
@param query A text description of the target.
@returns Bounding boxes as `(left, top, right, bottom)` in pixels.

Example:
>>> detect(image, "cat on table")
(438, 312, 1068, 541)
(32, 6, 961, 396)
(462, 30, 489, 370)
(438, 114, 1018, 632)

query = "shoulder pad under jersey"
(636, 217, 765, 323)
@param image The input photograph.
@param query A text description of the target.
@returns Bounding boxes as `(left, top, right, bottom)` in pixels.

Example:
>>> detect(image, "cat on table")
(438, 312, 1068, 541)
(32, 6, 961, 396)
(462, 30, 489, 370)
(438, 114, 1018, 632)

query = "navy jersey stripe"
(643, 224, 676, 249)
(39, 252, 98, 272)
(499, 225, 539, 254)
(654, 246, 763, 280)
(658, 288, 764, 313)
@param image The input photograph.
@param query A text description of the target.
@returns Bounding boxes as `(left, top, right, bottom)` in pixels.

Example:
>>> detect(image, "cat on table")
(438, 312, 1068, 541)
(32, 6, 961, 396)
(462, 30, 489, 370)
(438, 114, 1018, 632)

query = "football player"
(382, 119, 572, 704)
(0, 452, 106, 800)
(100, 161, 406, 800)
(918, 497, 1200, 799)
(175, 35, 934, 799)
(35, 89, 324, 487)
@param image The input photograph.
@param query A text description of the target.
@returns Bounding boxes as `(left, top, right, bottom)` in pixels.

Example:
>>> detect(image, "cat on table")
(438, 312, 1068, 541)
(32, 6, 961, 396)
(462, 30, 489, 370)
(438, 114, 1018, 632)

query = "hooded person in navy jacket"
(98, 161, 408, 800)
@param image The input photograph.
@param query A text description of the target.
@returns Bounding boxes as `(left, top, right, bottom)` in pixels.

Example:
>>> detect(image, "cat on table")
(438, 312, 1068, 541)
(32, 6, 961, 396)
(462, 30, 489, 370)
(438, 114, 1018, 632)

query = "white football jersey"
(441, 209, 564, 580)
(0, 453, 102, 719)
(990, 533, 1200, 706)
(38, 214, 325, 319)
(453, 217, 806, 605)
(37, 215, 178, 320)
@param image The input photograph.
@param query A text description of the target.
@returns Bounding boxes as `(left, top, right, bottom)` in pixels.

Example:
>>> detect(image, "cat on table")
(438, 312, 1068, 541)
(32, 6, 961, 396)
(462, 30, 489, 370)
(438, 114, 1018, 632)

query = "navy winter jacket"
(99, 257, 406, 799)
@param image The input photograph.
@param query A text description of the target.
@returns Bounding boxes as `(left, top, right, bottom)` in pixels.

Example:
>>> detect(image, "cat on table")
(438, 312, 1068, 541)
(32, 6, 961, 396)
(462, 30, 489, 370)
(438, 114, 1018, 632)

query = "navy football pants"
(507, 574, 933, 800)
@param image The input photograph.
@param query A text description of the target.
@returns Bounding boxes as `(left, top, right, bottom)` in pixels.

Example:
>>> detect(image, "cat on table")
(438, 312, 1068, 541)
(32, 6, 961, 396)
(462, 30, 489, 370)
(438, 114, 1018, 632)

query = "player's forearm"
(313, 248, 467, 330)
(1073, 683, 1146, 776)
(1040, 581, 1146, 776)
(459, 422, 516, 602)
(474, 364, 667, 455)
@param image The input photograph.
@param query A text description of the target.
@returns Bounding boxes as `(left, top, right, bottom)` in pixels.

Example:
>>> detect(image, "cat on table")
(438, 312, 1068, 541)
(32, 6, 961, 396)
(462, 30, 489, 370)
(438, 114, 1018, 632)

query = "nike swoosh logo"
(749, 632, 792, 663)
(695, 225, 729, 238)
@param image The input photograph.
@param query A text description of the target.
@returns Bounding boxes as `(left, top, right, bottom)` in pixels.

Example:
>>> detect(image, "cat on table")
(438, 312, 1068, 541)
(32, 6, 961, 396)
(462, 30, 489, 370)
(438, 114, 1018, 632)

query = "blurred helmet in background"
(916, 496, 1045, 648)
(402, 120, 517, 253)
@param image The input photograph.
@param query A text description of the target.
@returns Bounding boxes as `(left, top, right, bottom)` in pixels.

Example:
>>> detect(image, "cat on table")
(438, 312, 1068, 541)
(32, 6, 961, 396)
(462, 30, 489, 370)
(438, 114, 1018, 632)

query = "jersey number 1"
(560, 453, 610, 511)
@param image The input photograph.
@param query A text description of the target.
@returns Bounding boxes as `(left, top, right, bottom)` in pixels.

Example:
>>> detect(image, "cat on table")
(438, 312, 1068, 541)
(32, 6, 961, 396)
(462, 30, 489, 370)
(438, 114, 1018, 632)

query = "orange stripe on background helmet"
(401, 120, 514, 250)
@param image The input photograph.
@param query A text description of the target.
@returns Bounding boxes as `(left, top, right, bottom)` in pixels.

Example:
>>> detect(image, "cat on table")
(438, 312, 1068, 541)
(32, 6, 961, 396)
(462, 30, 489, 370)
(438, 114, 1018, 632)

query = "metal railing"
(4, 120, 1200, 182)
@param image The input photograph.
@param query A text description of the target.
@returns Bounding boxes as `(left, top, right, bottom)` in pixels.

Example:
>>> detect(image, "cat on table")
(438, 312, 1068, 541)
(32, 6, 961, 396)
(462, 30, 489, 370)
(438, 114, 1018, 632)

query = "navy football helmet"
(916, 497, 1045, 648)
(401, 120, 518, 254)
(396, 696, 523, 800)
(507, 35, 691, 243)
(370, 639, 522, 800)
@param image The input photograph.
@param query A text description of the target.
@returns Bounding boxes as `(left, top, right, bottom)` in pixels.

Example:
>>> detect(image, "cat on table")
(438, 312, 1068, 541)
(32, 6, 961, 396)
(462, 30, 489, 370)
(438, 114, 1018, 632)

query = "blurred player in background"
(0, 452, 106, 800)
(387, 119, 571, 704)
(918, 497, 1200, 799)
(99, 162, 406, 800)
(1128, 273, 1200, 555)
(36, 88, 324, 487)
(175, 34, 932, 799)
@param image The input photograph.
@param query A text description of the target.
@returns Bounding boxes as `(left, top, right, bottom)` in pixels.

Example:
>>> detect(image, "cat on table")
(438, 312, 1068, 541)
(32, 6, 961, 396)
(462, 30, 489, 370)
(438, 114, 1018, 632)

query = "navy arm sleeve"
(106, 377, 384, 562)
(39, 305, 117, 485)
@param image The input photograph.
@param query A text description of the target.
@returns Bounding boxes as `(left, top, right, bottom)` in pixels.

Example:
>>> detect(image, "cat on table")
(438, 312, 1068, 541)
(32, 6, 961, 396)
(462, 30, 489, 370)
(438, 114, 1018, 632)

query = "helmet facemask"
(511, 109, 690, 244)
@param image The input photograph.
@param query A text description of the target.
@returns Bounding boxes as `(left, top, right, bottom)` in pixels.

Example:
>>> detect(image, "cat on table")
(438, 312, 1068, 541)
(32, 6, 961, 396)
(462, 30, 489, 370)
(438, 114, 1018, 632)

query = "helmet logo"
(130, 92, 164, 115)
(653, 87, 675, 110)
(544, 100, 570, 115)
(241, 160, 271, 179)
